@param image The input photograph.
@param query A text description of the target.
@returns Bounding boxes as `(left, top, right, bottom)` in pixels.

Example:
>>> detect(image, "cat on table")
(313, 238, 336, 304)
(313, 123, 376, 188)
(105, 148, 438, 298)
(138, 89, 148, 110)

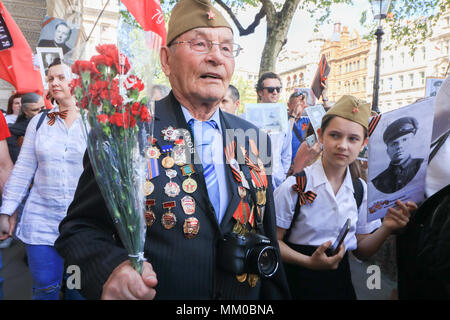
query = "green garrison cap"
(323, 95, 371, 130)
(166, 0, 233, 45)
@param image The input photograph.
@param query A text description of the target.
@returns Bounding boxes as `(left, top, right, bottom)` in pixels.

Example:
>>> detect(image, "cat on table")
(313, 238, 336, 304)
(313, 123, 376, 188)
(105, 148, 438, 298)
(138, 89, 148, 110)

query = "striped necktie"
(188, 119, 221, 219)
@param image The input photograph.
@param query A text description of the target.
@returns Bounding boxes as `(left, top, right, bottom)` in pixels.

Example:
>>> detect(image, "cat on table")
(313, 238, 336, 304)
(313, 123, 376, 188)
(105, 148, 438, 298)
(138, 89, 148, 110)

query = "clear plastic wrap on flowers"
(70, 6, 162, 274)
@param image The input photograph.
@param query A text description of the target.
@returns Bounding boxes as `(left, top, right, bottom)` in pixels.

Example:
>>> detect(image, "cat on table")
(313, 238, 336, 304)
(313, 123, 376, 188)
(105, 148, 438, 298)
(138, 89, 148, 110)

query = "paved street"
(0, 238, 396, 300)
(0, 239, 32, 300)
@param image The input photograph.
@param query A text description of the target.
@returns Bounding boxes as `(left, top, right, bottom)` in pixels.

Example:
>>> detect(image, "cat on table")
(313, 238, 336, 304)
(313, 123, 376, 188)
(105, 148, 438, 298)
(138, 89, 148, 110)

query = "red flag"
(0, 1, 43, 95)
(120, 0, 167, 46)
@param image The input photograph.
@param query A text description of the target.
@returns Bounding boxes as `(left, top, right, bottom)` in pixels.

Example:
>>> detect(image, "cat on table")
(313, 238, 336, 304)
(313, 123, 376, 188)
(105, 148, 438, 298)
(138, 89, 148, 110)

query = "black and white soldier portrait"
(371, 117, 424, 194)
(37, 17, 79, 56)
(367, 99, 434, 222)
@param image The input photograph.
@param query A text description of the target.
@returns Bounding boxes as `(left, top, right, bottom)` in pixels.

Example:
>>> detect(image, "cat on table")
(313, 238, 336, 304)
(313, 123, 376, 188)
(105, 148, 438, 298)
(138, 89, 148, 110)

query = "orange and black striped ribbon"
(258, 162, 268, 188)
(368, 114, 382, 137)
(248, 206, 255, 228)
(292, 174, 317, 206)
(224, 141, 242, 183)
(250, 167, 264, 189)
(320, 55, 329, 82)
(47, 110, 68, 126)
(244, 154, 260, 172)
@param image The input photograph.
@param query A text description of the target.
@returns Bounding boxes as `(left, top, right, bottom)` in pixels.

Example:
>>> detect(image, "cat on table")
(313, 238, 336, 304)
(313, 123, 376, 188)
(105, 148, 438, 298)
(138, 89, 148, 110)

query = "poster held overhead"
(311, 54, 330, 100)
(38, 16, 80, 60)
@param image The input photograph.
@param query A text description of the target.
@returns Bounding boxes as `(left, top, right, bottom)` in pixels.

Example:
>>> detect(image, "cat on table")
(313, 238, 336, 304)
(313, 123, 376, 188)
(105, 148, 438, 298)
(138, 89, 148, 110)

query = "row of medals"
(143, 127, 265, 288)
(230, 158, 267, 289)
(143, 127, 199, 240)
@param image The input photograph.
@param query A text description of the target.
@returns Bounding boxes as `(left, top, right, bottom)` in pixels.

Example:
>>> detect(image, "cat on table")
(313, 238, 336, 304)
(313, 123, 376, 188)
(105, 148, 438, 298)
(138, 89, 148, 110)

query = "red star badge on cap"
(352, 107, 359, 113)
(207, 9, 215, 20)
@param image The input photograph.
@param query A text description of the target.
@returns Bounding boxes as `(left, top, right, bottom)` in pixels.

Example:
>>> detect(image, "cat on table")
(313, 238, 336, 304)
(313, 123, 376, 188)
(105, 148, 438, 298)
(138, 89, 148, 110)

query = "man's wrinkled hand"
(101, 260, 158, 300)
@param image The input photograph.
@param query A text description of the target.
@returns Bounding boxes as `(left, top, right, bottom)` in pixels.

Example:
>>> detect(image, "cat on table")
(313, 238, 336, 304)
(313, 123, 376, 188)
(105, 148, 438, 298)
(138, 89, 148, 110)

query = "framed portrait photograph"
(36, 47, 63, 89)
(293, 87, 316, 107)
(366, 98, 435, 222)
(38, 16, 80, 58)
(243, 103, 288, 133)
(425, 77, 445, 97)
(305, 104, 326, 140)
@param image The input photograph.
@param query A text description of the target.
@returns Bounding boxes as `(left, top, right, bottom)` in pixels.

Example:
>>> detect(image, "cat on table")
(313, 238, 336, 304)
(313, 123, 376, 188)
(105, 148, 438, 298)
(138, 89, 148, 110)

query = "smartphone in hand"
(326, 218, 351, 257)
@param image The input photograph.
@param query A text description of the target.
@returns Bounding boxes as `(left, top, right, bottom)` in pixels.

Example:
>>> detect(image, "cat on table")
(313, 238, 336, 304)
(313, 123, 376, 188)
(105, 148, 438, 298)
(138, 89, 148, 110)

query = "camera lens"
(247, 245, 279, 278)
(257, 246, 279, 278)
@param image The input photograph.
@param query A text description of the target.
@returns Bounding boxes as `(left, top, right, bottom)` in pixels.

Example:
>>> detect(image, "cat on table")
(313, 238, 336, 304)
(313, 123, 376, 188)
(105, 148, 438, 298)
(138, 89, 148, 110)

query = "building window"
(388, 77, 393, 90)
(390, 55, 394, 68)
(409, 73, 414, 87)
(357, 60, 360, 70)
(380, 79, 384, 91)
(421, 47, 426, 60)
(401, 52, 405, 64)
(399, 75, 404, 88)
(420, 72, 425, 85)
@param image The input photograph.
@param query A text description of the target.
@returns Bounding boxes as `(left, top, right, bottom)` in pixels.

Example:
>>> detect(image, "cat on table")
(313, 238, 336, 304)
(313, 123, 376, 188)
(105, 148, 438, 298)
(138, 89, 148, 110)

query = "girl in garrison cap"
(274, 95, 417, 300)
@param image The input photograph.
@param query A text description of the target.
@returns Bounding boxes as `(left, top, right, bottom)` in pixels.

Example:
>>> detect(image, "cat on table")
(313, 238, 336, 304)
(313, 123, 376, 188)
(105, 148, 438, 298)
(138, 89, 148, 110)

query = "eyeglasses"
(264, 86, 282, 93)
(170, 39, 242, 58)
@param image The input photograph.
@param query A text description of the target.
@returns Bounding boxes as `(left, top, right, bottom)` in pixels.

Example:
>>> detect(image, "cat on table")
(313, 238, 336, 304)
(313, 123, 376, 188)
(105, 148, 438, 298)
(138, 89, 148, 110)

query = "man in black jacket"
(55, 0, 289, 300)
(7, 93, 44, 163)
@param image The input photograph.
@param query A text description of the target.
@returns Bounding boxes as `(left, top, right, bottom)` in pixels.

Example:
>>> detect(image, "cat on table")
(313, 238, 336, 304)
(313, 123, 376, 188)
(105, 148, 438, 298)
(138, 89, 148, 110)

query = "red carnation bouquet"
(71, 42, 156, 274)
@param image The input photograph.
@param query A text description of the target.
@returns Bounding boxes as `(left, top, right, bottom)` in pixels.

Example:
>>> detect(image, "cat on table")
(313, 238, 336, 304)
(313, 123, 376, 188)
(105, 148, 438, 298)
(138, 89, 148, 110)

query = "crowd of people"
(0, 0, 449, 300)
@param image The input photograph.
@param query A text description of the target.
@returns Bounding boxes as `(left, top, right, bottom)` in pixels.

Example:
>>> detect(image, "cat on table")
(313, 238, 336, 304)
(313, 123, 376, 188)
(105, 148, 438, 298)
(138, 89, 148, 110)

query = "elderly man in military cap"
(372, 116, 424, 194)
(55, 0, 289, 300)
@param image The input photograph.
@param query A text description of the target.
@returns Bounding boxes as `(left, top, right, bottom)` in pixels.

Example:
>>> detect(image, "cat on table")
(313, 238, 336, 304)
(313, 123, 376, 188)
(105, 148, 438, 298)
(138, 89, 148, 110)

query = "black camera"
(217, 232, 279, 279)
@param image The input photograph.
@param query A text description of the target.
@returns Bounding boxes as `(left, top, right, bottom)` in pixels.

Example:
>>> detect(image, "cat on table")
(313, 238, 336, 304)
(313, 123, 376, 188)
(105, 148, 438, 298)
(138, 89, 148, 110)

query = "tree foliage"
(361, 0, 450, 56)
(157, 0, 448, 75)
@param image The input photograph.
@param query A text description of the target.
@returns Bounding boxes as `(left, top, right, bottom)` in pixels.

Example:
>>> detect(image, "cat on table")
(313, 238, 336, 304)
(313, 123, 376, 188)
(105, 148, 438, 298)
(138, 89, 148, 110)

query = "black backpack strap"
(429, 130, 450, 163)
(36, 110, 49, 132)
(352, 177, 364, 211)
(283, 170, 306, 242)
(292, 123, 303, 143)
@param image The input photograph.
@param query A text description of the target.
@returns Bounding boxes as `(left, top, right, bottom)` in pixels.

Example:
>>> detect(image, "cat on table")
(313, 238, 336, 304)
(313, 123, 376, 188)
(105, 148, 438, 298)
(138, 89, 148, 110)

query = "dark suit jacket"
(372, 158, 424, 194)
(55, 92, 290, 300)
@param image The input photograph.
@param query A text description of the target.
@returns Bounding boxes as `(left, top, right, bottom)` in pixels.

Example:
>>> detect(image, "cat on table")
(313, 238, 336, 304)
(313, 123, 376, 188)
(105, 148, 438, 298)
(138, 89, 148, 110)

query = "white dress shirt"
(0, 107, 86, 246)
(269, 126, 292, 189)
(4, 114, 17, 125)
(180, 106, 231, 224)
(274, 158, 381, 251)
